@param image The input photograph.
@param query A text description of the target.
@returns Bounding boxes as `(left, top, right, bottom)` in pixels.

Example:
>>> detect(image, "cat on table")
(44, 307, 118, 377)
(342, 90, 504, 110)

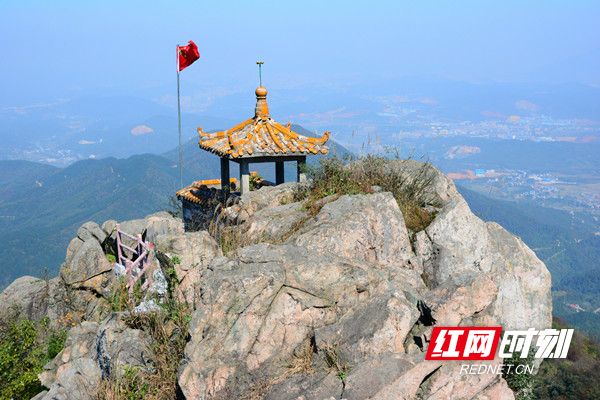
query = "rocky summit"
(0, 159, 551, 400)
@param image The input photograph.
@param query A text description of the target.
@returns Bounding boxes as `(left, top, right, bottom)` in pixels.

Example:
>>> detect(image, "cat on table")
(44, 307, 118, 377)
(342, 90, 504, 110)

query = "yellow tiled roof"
(176, 179, 237, 204)
(197, 87, 330, 159)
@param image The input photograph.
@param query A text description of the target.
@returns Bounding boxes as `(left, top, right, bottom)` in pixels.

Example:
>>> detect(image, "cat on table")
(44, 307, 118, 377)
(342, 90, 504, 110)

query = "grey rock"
(31, 390, 48, 400)
(97, 313, 155, 374)
(289, 192, 413, 267)
(148, 267, 168, 298)
(133, 299, 163, 313)
(101, 219, 118, 236)
(154, 230, 221, 303)
(64, 237, 84, 267)
(38, 314, 155, 398)
(77, 221, 107, 244)
(239, 182, 297, 214)
(144, 211, 185, 242)
(264, 371, 343, 400)
(0, 276, 103, 330)
(0, 276, 48, 320)
(39, 321, 99, 388)
(113, 262, 126, 276)
(379, 159, 462, 207)
(178, 243, 425, 399)
(245, 201, 308, 243)
(176, 160, 549, 399)
(59, 239, 113, 286)
(41, 358, 102, 400)
(414, 197, 551, 331)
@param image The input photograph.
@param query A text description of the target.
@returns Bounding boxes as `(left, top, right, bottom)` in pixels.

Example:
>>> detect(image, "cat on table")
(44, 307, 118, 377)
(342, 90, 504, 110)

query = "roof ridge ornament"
(255, 62, 268, 118)
(255, 86, 269, 118)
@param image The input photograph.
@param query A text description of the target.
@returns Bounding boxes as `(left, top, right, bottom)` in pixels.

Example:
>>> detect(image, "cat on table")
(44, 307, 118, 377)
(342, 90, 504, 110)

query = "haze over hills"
(2, 78, 599, 167)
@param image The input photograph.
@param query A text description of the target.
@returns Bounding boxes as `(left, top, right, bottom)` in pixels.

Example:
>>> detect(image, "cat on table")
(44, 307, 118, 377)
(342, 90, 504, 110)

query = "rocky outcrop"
(0, 212, 187, 399)
(0, 160, 552, 399)
(175, 160, 551, 399)
(0, 212, 186, 327)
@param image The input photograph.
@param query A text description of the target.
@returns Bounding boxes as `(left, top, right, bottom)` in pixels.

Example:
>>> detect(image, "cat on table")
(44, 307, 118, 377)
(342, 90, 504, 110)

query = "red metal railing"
(115, 224, 152, 295)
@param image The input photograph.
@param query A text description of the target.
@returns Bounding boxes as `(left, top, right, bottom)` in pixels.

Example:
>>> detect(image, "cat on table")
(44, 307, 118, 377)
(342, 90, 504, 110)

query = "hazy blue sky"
(1, 0, 599, 107)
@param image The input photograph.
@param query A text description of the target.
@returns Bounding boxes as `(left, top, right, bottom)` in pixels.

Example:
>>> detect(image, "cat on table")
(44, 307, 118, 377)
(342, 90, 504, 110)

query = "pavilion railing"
(115, 224, 152, 295)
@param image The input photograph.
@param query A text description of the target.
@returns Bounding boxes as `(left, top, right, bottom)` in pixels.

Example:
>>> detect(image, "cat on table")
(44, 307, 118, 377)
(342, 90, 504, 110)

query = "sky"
(1, 0, 599, 109)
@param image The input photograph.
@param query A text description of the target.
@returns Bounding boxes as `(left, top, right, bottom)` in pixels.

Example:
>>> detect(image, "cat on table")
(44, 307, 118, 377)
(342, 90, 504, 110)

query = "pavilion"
(196, 86, 330, 195)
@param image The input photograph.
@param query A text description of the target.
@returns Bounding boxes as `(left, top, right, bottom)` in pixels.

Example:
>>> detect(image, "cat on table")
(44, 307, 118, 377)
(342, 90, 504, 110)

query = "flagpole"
(177, 44, 183, 190)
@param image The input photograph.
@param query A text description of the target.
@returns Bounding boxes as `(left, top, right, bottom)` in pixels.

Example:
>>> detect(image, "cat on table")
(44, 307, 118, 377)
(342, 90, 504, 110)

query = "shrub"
(503, 349, 536, 400)
(0, 316, 68, 399)
(295, 155, 438, 232)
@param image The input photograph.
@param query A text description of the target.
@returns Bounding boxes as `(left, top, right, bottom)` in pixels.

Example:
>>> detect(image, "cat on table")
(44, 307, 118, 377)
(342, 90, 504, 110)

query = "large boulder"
(60, 239, 113, 286)
(0, 275, 103, 329)
(153, 230, 222, 303)
(37, 313, 155, 400)
(414, 197, 552, 331)
(288, 192, 413, 267)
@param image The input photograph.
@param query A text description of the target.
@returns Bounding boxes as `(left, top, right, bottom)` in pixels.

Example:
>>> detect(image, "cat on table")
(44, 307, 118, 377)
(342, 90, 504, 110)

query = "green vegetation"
(498, 317, 600, 400)
(503, 350, 536, 400)
(295, 155, 438, 232)
(97, 271, 191, 400)
(249, 173, 264, 190)
(322, 343, 351, 383)
(533, 317, 600, 400)
(0, 314, 68, 399)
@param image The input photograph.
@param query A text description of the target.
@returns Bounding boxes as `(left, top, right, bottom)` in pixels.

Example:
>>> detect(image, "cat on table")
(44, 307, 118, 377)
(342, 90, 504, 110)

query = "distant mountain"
(0, 160, 59, 202)
(0, 127, 348, 288)
(0, 154, 196, 288)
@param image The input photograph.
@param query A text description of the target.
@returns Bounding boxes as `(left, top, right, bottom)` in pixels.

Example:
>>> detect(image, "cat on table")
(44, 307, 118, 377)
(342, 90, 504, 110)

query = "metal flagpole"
(177, 44, 183, 190)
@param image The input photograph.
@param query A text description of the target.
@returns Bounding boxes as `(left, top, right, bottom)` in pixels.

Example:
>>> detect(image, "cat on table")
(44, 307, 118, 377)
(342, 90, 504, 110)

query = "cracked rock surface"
(177, 160, 551, 400)
(0, 160, 552, 400)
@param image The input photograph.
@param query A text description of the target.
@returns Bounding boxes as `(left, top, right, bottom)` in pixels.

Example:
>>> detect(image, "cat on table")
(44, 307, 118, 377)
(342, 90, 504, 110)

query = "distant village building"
(177, 85, 330, 230)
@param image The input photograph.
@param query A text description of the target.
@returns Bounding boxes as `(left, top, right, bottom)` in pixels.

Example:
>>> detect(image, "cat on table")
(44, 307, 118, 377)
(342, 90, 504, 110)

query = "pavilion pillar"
(275, 161, 285, 185)
(297, 157, 307, 183)
(220, 157, 230, 201)
(240, 159, 250, 195)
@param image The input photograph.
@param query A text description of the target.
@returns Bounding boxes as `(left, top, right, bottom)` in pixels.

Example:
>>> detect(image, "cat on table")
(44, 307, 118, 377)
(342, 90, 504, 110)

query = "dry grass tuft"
(294, 155, 439, 232)
(285, 340, 315, 377)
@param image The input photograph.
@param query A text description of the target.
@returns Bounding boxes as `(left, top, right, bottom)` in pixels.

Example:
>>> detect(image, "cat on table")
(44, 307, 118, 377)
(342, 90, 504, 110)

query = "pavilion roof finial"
(256, 61, 264, 87)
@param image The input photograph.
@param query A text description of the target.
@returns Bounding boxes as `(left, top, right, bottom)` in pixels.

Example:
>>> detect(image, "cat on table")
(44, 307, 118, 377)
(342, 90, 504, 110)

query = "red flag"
(177, 41, 200, 72)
